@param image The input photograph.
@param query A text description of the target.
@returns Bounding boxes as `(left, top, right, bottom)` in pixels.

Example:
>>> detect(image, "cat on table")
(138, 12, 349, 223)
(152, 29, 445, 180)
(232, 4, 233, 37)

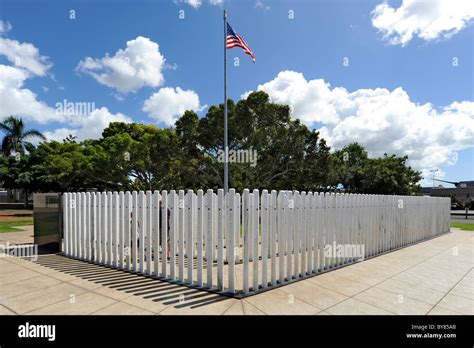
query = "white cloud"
(0, 64, 131, 135)
(0, 64, 58, 124)
(372, 0, 474, 46)
(255, 0, 270, 11)
(186, 0, 202, 7)
(76, 36, 166, 94)
(143, 87, 203, 126)
(0, 37, 52, 76)
(242, 71, 342, 125)
(175, 0, 222, 8)
(243, 70, 474, 172)
(0, 27, 131, 140)
(44, 107, 132, 141)
(0, 20, 12, 35)
(419, 168, 447, 187)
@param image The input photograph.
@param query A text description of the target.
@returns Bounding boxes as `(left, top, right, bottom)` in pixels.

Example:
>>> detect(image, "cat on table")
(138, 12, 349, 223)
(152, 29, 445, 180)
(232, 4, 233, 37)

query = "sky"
(0, 0, 473, 187)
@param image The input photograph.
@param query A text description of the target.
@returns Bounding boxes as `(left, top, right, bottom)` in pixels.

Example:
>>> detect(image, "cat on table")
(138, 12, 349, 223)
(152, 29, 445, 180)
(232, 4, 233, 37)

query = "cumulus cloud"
(76, 36, 166, 94)
(372, 0, 474, 46)
(0, 24, 52, 76)
(0, 64, 132, 137)
(0, 64, 58, 123)
(242, 71, 342, 125)
(142, 87, 203, 126)
(0, 24, 131, 141)
(44, 107, 132, 141)
(243, 70, 474, 172)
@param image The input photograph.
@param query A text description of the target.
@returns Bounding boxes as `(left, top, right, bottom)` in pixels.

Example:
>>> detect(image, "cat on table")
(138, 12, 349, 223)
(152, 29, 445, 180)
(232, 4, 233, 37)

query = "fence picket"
(243, 189, 250, 294)
(113, 192, 119, 268)
(169, 190, 177, 279)
(252, 189, 259, 291)
(196, 190, 204, 287)
(277, 192, 284, 283)
(261, 189, 269, 289)
(152, 191, 159, 276)
(124, 192, 131, 270)
(286, 192, 293, 280)
(270, 190, 277, 286)
(206, 189, 214, 288)
(227, 189, 236, 293)
(217, 189, 224, 291)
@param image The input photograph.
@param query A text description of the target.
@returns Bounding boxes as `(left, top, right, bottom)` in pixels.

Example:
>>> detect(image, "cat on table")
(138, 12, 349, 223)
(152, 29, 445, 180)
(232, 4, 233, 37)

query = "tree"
(193, 91, 335, 191)
(0, 116, 46, 156)
(0, 92, 422, 196)
(333, 143, 421, 195)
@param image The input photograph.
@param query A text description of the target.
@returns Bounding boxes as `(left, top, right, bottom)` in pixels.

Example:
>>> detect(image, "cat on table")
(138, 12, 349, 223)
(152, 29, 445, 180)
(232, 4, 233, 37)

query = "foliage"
(0, 92, 422, 195)
(333, 143, 421, 195)
(0, 116, 46, 156)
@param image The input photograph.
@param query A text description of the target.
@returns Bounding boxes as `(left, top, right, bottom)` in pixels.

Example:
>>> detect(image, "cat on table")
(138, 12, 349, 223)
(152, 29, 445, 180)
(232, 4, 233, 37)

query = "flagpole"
(223, 9, 229, 193)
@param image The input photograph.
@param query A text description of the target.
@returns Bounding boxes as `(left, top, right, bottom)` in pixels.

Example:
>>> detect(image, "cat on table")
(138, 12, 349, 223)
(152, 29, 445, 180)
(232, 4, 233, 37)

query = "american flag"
(226, 23, 255, 63)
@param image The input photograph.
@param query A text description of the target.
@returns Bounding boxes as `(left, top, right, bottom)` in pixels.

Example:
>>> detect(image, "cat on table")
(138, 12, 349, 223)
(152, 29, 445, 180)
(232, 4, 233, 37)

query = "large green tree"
(0, 92, 422, 196)
(333, 143, 421, 195)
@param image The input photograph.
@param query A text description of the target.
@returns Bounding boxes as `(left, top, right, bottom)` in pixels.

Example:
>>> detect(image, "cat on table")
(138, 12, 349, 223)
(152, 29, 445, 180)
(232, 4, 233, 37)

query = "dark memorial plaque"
(33, 193, 61, 252)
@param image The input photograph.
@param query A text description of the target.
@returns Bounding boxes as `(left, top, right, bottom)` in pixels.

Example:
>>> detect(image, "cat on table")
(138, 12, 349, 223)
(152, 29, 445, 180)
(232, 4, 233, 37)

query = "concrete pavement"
(0, 228, 472, 315)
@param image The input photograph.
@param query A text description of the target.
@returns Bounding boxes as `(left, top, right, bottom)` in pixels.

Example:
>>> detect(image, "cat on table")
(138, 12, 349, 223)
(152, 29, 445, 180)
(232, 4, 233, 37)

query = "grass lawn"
(450, 222, 474, 231)
(0, 219, 33, 233)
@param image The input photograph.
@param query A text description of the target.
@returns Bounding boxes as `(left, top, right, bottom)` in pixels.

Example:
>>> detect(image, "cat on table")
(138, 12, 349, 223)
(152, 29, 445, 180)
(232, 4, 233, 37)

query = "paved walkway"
(0, 229, 472, 315)
(0, 228, 33, 244)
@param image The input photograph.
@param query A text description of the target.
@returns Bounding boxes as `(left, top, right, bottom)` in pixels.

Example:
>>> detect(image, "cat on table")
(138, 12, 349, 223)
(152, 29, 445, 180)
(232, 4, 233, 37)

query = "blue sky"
(0, 0, 473, 186)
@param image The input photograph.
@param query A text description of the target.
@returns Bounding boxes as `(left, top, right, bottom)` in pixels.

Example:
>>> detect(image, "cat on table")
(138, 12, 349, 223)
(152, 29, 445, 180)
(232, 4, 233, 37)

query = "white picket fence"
(62, 190, 450, 296)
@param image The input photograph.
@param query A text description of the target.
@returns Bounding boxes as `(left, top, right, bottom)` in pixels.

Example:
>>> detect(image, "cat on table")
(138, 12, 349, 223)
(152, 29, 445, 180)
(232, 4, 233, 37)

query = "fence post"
(196, 190, 204, 287)
(243, 189, 250, 294)
(151, 191, 159, 276)
(158, 191, 166, 278)
(78, 192, 83, 259)
(124, 192, 131, 270)
(226, 189, 235, 293)
(217, 189, 225, 291)
(235, 193, 241, 264)
(99, 192, 104, 264)
(278, 191, 285, 283)
(294, 191, 300, 278)
(270, 190, 277, 286)
(113, 192, 119, 268)
(186, 190, 194, 285)
(92, 193, 97, 262)
(142, 191, 150, 275)
(169, 190, 177, 280)
(261, 189, 269, 289)
(177, 190, 185, 282)
(118, 192, 124, 269)
(286, 191, 294, 280)
(252, 189, 259, 291)
(206, 189, 214, 289)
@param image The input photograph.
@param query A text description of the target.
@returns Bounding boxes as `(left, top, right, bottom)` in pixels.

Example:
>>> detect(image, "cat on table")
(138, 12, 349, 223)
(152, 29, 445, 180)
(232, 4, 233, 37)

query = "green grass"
(450, 222, 474, 231)
(0, 219, 33, 233)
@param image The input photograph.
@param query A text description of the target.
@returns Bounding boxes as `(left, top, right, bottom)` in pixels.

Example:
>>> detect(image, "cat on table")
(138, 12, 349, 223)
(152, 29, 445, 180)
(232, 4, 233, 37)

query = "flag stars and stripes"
(226, 22, 256, 63)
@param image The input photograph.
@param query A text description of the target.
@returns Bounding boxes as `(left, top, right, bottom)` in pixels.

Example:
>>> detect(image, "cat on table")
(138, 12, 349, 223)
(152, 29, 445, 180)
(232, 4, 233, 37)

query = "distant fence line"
(62, 190, 450, 297)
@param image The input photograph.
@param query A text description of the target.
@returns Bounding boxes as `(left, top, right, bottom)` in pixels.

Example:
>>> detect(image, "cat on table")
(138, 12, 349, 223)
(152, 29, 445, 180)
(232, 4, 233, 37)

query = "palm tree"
(0, 116, 46, 156)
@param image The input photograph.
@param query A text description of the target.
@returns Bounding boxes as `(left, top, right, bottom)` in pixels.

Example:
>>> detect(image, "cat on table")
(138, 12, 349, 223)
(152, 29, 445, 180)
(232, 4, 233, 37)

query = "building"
(421, 180, 474, 205)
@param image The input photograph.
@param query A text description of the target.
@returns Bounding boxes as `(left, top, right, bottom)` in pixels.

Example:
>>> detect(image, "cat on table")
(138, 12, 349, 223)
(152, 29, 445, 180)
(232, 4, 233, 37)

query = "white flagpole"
(223, 9, 229, 193)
